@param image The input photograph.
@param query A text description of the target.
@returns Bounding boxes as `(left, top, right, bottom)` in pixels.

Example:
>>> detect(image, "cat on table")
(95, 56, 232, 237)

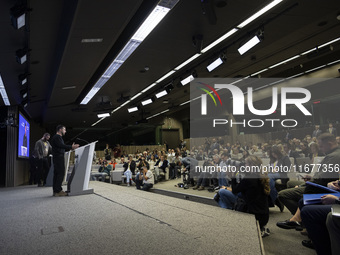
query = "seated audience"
(214, 155, 270, 237)
(92, 160, 112, 181)
(169, 152, 182, 179)
(277, 134, 340, 229)
(123, 156, 136, 186)
(155, 155, 169, 181)
(300, 181, 340, 253)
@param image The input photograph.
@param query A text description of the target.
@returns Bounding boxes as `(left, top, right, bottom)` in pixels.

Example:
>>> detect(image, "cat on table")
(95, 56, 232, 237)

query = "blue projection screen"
(18, 113, 30, 158)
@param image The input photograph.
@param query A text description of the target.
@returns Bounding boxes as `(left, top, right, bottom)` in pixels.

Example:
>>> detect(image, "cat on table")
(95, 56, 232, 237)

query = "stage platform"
(0, 182, 263, 255)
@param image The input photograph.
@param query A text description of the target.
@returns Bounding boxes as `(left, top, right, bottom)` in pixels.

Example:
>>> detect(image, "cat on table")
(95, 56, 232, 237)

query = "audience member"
(123, 156, 136, 186)
(326, 123, 337, 136)
(312, 125, 322, 138)
(214, 155, 270, 237)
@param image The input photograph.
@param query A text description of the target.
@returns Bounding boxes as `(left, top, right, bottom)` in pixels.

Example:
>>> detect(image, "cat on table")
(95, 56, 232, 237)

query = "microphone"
(76, 137, 90, 144)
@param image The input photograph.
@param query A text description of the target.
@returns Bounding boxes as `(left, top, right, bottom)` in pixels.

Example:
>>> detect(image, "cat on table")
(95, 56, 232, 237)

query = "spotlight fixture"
(20, 89, 28, 100)
(155, 90, 168, 98)
(128, 106, 139, 113)
(207, 53, 226, 72)
(181, 71, 197, 86)
(97, 113, 110, 118)
(16, 49, 27, 64)
(18, 73, 29, 85)
(141, 98, 154, 106)
(10, 4, 26, 29)
(21, 98, 28, 108)
(238, 35, 261, 55)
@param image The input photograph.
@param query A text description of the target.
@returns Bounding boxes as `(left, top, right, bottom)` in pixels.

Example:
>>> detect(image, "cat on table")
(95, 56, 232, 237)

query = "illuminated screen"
(18, 112, 30, 158)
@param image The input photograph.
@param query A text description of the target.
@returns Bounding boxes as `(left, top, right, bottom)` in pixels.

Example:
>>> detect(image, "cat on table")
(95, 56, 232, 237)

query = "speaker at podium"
(66, 141, 97, 196)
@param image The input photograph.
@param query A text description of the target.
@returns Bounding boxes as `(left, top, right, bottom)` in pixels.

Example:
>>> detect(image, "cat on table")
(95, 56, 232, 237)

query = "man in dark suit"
(327, 123, 337, 136)
(312, 125, 322, 138)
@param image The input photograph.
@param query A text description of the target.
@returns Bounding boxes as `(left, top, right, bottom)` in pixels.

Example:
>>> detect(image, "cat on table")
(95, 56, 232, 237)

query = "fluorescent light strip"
(141, 83, 157, 93)
(156, 70, 176, 83)
(181, 75, 194, 86)
(141, 98, 153, 106)
(112, 107, 121, 113)
(132, 5, 170, 41)
(97, 113, 110, 118)
(301, 48, 317, 56)
(318, 37, 340, 49)
(207, 58, 224, 72)
(251, 68, 269, 76)
(327, 59, 340, 66)
(130, 92, 142, 101)
(251, 37, 340, 77)
(120, 101, 130, 108)
(0, 74, 10, 106)
(237, 0, 283, 28)
(146, 109, 169, 120)
(268, 55, 299, 69)
(238, 36, 261, 55)
(254, 85, 269, 91)
(174, 54, 201, 70)
(201, 28, 238, 53)
(155, 90, 168, 98)
(91, 117, 106, 127)
(80, 2, 179, 105)
(304, 65, 327, 74)
(179, 100, 191, 106)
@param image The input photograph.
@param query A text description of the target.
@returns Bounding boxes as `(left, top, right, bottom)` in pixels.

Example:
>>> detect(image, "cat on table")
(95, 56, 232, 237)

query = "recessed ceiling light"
(81, 38, 103, 43)
(62, 86, 76, 90)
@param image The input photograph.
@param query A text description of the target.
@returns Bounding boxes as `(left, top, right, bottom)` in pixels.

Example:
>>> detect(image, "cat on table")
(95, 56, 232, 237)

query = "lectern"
(67, 141, 97, 196)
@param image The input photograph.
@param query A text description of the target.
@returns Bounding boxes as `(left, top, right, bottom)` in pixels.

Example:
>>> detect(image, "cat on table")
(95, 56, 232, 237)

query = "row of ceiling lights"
(90, 0, 286, 125)
(0, 2, 29, 107)
(119, 35, 339, 117)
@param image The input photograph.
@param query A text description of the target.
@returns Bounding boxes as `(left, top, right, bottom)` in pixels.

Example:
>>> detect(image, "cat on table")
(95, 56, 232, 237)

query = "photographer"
(137, 156, 149, 171)
(140, 166, 154, 191)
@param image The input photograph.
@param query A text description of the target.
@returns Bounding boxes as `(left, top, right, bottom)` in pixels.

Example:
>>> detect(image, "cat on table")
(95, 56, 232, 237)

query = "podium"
(67, 141, 97, 196)
(45, 150, 72, 187)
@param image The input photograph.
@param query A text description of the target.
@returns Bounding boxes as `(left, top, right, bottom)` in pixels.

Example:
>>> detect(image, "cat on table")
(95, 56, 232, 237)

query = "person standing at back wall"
(33, 133, 52, 187)
(50, 125, 79, 197)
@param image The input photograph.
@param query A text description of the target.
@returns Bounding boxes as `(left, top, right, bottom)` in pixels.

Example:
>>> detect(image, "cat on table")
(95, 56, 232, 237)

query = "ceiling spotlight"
(20, 88, 28, 99)
(21, 98, 28, 108)
(97, 113, 110, 118)
(238, 35, 261, 55)
(155, 90, 168, 98)
(141, 98, 154, 106)
(181, 74, 195, 86)
(18, 73, 29, 85)
(16, 49, 27, 64)
(10, 4, 26, 29)
(128, 106, 139, 113)
(207, 53, 226, 72)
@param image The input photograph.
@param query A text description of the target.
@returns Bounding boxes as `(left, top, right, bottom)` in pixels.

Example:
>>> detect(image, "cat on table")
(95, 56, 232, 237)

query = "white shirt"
(144, 170, 154, 184)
